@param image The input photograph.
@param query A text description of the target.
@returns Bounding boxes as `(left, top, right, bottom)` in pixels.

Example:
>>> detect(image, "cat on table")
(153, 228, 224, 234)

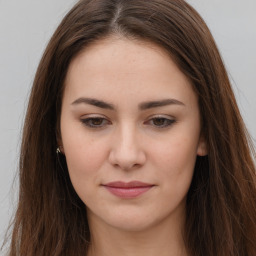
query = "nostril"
(108, 148, 146, 171)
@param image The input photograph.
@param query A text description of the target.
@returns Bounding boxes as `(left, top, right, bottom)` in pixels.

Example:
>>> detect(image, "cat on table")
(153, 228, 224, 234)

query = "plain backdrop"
(0, 0, 255, 251)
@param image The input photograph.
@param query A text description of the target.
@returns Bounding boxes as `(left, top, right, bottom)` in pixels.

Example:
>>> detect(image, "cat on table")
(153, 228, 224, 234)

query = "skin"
(60, 36, 207, 256)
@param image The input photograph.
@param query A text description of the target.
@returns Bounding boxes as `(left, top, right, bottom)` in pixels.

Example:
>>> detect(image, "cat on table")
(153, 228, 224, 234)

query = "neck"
(87, 212, 188, 256)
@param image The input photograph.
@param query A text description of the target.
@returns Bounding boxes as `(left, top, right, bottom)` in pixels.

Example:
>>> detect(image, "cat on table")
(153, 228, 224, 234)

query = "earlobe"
(57, 137, 65, 154)
(197, 136, 208, 156)
(59, 145, 65, 154)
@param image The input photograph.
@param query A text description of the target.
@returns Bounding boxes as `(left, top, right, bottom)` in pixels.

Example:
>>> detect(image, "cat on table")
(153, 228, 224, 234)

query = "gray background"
(0, 0, 255, 251)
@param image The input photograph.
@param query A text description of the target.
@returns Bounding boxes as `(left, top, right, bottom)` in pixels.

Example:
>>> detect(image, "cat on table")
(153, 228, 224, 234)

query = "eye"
(145, 116, 176, 128)
(81, 117, 111, 128)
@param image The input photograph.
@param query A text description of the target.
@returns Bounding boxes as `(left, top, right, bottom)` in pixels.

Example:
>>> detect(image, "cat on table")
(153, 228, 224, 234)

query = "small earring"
(56, 147, 61, 154)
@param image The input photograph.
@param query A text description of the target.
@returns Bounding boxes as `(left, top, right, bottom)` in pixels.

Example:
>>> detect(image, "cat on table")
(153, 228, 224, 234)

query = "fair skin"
(60, 36, 207, 256)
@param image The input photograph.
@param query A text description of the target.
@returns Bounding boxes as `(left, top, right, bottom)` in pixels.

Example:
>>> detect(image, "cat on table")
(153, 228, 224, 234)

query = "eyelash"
(80, 117, 111, 128)
(145, 116, 176, 128)
(80, 116, 176, 129)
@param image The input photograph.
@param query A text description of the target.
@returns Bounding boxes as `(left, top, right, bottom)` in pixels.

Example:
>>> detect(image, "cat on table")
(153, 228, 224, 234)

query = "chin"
(101, 210, 164, 233)
(110, 219, 155, 232)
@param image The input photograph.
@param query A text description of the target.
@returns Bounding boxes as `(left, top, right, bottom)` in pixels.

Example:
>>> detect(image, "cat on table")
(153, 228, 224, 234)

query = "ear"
(197, 134, 208, 156)
(56, 131, 65, 154)
(58, 144, 65, 154)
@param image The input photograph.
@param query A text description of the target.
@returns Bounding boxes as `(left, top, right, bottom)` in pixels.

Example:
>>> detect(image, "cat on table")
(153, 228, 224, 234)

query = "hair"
(3, 0, 256, 255)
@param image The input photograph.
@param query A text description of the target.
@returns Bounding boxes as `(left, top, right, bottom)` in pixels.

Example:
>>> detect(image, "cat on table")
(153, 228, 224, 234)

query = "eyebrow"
(71, 97, 185, 110)
(72, 97, 115, 110)
(139, 98, 185, 110)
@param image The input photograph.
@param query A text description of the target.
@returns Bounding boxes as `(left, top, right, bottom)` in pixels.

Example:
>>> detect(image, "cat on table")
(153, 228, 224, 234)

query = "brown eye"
(90, 118, 104, 126)
(81, 117, 110, 128)
(146, 117, 176, 128)
(152, 118, 166, 126)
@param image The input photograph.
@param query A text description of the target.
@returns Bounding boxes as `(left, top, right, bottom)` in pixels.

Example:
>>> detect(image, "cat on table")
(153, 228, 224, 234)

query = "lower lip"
(104, 186, 153, 198)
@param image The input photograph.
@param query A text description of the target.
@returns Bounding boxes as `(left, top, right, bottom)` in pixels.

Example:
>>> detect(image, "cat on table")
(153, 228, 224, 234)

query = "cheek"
(61, 127, 109, 194)
(153, 143, 196, 211)
(154, 134, 198, 168)
(63, 140, 108, 204)
(151, 132, 199, 192)
(62, 121, 104, 169)
(65, 140, 107, 177)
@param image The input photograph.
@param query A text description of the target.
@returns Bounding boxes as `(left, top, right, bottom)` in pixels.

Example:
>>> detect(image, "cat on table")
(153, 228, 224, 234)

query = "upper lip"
(103, 181, 154, 188)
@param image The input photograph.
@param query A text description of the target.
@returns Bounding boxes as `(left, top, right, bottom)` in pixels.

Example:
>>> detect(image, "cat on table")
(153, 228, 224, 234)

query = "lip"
(102, 181, 155, 198)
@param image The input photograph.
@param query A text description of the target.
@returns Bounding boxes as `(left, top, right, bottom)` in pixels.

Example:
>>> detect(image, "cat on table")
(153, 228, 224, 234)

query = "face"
(60, 37, 207, 232)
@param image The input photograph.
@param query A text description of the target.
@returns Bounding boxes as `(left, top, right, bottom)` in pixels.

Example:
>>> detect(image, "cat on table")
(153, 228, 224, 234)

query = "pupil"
(92, 118, 102, 125)
(153, 118, 165, 126)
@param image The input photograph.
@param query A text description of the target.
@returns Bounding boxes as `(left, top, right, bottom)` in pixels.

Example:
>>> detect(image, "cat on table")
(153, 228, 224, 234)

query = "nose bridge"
(109, 121, 146, 170)
(119, 123, 137, 151)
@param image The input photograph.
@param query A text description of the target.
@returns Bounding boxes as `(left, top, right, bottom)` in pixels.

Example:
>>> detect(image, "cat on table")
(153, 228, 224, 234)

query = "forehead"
(63, 37, 196, 107)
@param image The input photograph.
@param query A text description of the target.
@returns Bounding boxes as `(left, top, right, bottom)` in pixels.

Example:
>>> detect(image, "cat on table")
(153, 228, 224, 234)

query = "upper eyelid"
(80, 114, 110, 121)
(146, 114, 175, 120)
(80, 115, 176, 129)
(79, 114, 175, 120)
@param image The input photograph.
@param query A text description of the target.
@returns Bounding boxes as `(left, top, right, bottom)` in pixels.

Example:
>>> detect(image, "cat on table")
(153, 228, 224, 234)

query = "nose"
(108, 125, 146, 171)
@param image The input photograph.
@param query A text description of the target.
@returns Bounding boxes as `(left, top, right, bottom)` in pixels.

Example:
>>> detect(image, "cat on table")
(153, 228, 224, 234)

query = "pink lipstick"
(102, 181, 154, 198)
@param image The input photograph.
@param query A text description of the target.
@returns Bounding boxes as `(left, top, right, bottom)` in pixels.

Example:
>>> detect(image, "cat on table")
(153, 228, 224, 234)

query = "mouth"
(102, 181, 155, 198)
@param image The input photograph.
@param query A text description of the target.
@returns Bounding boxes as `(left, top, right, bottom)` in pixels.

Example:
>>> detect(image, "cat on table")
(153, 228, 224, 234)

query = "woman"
(6, 0, 256, 255)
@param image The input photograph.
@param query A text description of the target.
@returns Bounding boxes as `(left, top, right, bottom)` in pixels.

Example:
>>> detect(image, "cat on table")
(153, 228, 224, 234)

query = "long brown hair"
(4, 0, 256, 255)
